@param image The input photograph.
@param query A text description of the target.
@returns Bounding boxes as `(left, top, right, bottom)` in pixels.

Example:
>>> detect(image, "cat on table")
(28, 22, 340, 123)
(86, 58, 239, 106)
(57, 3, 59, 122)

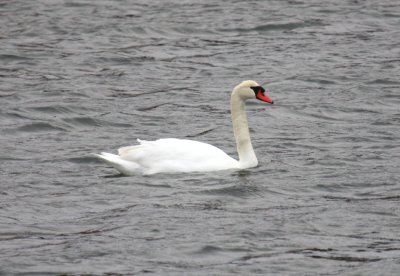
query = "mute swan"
(95, 80, 273, 175)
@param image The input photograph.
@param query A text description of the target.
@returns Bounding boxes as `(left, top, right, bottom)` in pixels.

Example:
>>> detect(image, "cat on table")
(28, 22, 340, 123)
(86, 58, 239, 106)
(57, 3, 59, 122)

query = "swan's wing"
(118, 138, 239, 174)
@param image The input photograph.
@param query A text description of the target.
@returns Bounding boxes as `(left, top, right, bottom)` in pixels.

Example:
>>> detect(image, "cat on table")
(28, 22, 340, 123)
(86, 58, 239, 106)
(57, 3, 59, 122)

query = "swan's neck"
(231, 90, 258, 168)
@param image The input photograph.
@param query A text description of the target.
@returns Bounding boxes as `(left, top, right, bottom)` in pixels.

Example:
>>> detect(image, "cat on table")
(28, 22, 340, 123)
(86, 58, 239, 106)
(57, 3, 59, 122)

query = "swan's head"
(234, 80, 274, 104)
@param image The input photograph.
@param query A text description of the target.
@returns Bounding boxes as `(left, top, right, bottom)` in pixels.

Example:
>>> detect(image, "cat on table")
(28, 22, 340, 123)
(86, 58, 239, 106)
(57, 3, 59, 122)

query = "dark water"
(1, 0, 400, 274)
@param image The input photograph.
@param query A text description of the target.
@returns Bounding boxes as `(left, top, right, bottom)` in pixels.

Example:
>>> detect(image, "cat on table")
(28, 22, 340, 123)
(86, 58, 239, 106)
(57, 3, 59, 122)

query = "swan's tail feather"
(94, 152, 140, 175)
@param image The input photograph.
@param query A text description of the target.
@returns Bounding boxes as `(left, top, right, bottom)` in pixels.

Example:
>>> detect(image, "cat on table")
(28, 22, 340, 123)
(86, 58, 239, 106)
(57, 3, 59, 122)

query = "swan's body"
(99, 138, 239, 175)
(95, 80, 273, 175)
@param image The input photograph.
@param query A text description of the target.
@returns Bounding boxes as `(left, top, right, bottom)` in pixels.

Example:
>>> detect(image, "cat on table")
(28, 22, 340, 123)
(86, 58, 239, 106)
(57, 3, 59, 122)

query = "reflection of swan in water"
(95, 80, 273, 175)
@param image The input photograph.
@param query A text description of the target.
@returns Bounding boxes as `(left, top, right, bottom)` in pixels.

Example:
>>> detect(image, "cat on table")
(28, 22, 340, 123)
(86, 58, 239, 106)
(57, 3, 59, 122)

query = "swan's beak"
(256, 90, 274, 104)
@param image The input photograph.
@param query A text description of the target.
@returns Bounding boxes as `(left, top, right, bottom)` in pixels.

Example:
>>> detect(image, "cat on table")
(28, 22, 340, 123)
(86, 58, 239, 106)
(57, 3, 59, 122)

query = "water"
(1, 0, 399, 274)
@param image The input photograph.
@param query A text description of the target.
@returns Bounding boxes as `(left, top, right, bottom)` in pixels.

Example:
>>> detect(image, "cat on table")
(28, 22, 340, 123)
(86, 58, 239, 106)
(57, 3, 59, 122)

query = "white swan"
(95, 80, 273, 175)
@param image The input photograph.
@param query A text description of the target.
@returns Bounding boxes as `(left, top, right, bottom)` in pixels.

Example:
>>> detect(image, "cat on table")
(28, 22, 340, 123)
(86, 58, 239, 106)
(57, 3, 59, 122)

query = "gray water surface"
(1, 0, 400, 275)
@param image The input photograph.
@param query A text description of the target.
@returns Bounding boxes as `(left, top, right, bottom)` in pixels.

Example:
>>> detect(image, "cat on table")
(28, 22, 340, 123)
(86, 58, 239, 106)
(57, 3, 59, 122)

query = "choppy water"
(1, 0, 400, 275)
